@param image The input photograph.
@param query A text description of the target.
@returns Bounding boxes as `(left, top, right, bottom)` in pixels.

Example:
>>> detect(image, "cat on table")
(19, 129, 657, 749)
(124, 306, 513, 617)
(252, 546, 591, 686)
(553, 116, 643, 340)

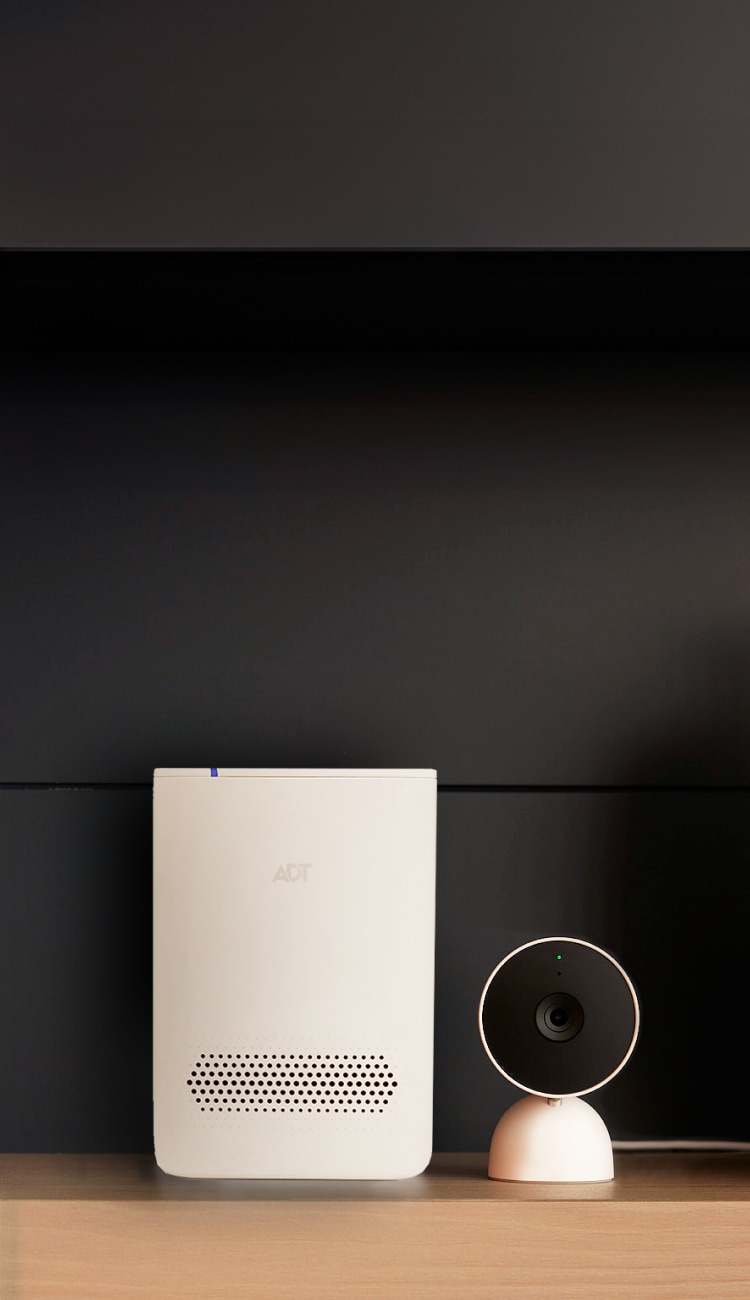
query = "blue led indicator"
(210, 767, 218, 777)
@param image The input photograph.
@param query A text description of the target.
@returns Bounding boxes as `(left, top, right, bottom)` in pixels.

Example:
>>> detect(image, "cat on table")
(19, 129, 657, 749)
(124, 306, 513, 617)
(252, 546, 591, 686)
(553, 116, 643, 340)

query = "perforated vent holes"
(186, 1053, 399, 1114)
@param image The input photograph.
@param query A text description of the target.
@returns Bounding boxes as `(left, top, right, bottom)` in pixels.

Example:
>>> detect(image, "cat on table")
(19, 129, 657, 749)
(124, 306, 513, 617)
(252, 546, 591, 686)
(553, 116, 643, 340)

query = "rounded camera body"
(478, 936, 639, 1100)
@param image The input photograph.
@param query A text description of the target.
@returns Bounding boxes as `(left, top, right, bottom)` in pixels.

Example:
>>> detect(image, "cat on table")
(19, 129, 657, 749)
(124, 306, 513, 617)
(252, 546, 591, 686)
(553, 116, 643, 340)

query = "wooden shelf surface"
(3, 1149, 750, 1202)
(2, 1152, 750, 1298)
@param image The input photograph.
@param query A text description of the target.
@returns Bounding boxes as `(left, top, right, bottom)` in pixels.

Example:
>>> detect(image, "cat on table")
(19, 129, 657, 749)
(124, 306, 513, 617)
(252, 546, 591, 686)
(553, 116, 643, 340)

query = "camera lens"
(535, 993, 584, 1043)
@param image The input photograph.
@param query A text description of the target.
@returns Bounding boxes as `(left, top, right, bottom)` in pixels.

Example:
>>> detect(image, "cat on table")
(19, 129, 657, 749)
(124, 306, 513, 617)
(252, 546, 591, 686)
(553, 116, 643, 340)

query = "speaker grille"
(186, 1052, 399, 1114)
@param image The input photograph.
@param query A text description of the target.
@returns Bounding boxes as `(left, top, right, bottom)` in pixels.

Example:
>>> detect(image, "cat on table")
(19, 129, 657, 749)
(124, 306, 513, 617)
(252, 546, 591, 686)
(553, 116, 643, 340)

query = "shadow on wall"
(0, 789, 153, 1152)
(434, 633, 750, 1150)
(608, 786, 750, 1142)
(434, 789, 631, 1152)
(610, 633, 750, 1142)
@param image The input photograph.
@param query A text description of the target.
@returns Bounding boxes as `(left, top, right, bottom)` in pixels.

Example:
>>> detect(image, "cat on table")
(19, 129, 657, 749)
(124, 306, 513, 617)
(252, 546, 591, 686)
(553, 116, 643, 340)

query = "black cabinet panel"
(2, 5, 750, 246)
(5, 120, 750, 248)
(0, 788, 746, 1151)
(0, 791, 152, 1152)
(3, 352, 750, 785)
(435, 790, 750, 1150)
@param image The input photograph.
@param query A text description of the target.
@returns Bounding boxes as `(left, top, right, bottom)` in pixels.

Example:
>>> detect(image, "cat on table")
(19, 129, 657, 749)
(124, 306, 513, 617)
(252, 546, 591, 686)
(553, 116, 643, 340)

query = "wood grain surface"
(2, 1153, 750, 1299)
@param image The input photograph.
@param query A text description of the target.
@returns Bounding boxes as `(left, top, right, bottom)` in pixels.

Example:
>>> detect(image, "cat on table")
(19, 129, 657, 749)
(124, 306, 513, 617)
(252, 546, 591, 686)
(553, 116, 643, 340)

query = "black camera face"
(479, 938, 638, 1097)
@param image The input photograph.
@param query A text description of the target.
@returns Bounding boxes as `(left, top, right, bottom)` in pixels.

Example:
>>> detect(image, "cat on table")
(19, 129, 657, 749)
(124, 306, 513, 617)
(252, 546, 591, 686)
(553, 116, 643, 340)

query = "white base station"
(487, 1095, 615, 1183)
(153, 768, 437, 1179)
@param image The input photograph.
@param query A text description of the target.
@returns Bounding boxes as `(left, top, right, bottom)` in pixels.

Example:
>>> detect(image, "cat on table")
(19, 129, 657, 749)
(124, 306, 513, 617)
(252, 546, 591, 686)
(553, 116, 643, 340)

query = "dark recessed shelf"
(3, 250, 750, 352)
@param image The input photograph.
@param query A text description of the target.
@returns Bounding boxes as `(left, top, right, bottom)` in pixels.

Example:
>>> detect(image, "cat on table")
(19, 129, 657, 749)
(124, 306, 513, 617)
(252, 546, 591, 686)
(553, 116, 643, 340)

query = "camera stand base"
(487, 1094, 615, 1182)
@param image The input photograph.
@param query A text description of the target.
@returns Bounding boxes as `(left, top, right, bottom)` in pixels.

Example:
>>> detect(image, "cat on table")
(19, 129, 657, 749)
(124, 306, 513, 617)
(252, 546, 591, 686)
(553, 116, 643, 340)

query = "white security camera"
(478, 936, 639, 1182)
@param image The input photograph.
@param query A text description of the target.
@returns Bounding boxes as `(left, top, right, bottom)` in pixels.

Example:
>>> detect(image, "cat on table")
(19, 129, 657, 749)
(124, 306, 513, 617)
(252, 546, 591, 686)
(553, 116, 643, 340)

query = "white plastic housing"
(153, 768, 437, 1179)
(488, 1095, 615, 1182)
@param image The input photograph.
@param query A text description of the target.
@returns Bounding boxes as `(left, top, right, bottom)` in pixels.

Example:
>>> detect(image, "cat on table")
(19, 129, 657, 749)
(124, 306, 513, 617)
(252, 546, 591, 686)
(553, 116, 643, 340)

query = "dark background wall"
(2, 256, 750, 1152)
(3, 0, 750, 1152)
(3, 1, 750, 245)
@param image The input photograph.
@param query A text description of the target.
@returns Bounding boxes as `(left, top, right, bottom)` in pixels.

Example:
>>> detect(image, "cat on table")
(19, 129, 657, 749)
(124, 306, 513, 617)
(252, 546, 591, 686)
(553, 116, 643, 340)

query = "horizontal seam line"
(0, 782, 152, 791)
(1, 782, 750, 794)
(440, 784, 750, 793)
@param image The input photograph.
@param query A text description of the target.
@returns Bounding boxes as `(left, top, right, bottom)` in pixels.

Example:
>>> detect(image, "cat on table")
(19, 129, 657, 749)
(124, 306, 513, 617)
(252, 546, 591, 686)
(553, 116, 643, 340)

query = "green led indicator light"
(556, 954, 562, 960)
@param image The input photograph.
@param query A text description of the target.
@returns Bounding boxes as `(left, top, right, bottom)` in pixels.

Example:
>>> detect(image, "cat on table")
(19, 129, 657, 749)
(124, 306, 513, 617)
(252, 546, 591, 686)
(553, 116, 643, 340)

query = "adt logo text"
(273, 863, 312, 882)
